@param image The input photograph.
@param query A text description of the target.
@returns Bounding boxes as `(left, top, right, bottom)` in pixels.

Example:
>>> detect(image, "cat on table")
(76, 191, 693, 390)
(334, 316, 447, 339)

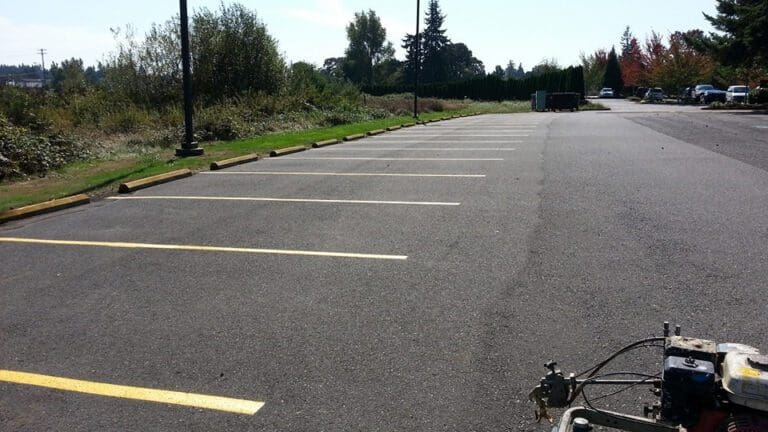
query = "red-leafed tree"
(620, 37, 646, 87)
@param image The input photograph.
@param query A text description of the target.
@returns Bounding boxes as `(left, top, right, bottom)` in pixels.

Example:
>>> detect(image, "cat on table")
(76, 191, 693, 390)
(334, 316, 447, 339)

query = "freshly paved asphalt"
(1, 101, 767, 431)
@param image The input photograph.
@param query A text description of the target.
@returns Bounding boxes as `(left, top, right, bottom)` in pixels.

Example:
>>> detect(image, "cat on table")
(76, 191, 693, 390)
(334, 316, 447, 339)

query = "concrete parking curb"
(312, 139, 341, 148)
(343, 133, 366, 141)
(0, 194, 91, 224)
(386, 125, 402, 131)
(366, 129, 386, 136)
(270, 146, 307, 157)
(210, 154, 259, 170)
(119, 169, 193, 194)
(402, 123, 416, 128)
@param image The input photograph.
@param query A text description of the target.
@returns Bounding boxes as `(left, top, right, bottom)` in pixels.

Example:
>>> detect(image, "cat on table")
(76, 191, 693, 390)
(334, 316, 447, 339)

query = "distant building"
(5, 79, 46, 88)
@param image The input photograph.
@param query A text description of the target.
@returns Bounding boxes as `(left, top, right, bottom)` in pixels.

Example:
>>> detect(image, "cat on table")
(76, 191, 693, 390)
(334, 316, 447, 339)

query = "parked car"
(635, 87, 649, 98)
(726, 85, 749, 103)
(694, 84, 727, 104)
(599, 88, 614, 98)
(644, 87, 665, 102)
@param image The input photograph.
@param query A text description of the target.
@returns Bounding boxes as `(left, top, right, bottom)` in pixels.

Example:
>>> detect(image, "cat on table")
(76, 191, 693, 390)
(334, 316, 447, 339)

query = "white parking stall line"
(108, 196, 461, 206)
(370, 134, 530, 138)
(363, 140, 523, 144)
(268, 157, 504, 161)
(318, 148, 517, 151)
(201, 172, 486, 178)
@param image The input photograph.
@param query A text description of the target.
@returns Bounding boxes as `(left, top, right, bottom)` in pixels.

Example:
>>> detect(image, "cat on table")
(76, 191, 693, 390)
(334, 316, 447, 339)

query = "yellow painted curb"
(343, 134, 366, 142)
(119, 169, 193, 194)
(386, 125, 402, 131)
(210, 154, 259, 170)
(270, 146, 307, 157)
(0, 194, 90, 223)
(366, 129, 386, 136)
(312, 139, 341, 148)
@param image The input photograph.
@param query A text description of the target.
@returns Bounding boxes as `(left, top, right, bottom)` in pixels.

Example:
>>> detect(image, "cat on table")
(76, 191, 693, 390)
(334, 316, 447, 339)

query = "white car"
(726, 85, 749, 103)
(599, 88, 614, 98)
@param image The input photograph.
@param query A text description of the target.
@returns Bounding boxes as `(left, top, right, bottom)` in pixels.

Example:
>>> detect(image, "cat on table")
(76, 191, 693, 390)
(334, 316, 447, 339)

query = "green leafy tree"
(343, 10, 394, 86)
(192, 3, 285, 100)
(581, 49, 608, 95)
(104, 3, 286, 106)
(492, 65, 505, 79)
(444, 42, 485, 80)
(530, 58, 561, 76)
(321, 57, 346, 79)
(49, 58, 88, 95)
(603, 47, 624, 91)
(648, 32, 714, 94)
(421, 0, 450, 83)
(373, 58, 404, 86)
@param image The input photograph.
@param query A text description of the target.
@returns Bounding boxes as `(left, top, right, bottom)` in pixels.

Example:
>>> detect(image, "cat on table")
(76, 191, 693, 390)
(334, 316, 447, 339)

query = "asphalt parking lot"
(2, 103, 768, 431)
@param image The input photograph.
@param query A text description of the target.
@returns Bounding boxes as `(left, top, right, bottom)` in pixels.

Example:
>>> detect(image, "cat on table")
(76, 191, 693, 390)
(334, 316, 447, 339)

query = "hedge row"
(363, 66, 585, 101)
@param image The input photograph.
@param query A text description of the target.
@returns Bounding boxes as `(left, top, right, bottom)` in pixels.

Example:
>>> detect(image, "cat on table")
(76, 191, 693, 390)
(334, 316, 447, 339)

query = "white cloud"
(0, 16, 115, 66)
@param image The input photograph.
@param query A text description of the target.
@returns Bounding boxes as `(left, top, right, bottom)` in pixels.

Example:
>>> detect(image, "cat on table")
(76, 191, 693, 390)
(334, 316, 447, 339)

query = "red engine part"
(716, 413, 768, 432)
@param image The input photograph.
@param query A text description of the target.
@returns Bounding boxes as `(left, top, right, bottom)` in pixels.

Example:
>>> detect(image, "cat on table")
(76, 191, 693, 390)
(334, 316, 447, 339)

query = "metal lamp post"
(413, 0, 421, 119)
(176, 0, 204, 157)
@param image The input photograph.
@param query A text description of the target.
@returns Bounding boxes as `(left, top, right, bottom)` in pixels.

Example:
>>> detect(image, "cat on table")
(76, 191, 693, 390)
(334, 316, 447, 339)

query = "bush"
(0, 114, 90, 179)
(749, 88, 768, 104)
(101, 107, 152, 133)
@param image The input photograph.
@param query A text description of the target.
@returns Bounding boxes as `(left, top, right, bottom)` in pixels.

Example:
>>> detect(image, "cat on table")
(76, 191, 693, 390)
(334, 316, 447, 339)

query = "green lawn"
(1, 103, 530, 213)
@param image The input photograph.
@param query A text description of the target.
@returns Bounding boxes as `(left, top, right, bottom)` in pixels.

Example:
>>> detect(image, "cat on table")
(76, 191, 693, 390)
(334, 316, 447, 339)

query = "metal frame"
(554, 407, 681, 432)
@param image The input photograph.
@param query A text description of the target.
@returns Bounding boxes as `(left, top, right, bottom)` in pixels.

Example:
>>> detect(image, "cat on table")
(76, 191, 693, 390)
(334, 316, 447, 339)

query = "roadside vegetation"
(0, 1, 536, 212)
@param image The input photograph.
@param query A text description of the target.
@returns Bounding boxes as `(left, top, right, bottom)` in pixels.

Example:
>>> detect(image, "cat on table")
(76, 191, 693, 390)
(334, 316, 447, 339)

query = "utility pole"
(413, 0, 421, 119)
(38, 49, 47, 81)
(175, 0, 203, 157)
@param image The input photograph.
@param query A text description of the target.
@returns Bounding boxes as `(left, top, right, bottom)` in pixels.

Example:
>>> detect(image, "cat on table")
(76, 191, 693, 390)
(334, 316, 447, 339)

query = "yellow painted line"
(0, 237, 408, 260)
(269, 157, 504, 161)
(0, 370, 263, 415)
(108, 196, 461, 206)
(201, 171, 485, 178)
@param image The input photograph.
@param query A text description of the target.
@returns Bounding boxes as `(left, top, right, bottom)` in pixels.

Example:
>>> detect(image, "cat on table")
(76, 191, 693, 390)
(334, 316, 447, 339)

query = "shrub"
(0, 114, 90, 179)
(101, 106, 152, 134)
(749, 88, 768, 104)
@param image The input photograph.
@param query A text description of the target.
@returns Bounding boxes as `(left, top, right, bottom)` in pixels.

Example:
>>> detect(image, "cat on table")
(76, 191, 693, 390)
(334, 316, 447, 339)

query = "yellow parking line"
(0, 370, 263, 415)
(0, 237, 408, 261)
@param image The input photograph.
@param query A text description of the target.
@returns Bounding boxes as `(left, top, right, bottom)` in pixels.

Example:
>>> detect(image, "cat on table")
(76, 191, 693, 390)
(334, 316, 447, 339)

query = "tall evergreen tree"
(421, 0, 450, 83)
(701, 0, 768, 68)
(620, 26, 633, 58)
(504, 60, 516, 79)
(603, 47, 624, 91)
(401, 33, 422, 85)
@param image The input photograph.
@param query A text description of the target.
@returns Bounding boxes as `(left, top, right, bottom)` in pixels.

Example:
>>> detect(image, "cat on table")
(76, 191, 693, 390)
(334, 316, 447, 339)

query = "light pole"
(413, 0, 421, 119)
(176, 0, 203, 157)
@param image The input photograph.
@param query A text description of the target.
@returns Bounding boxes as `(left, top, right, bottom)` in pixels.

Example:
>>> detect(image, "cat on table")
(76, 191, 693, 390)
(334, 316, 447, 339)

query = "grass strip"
(0, 103, 529, 212)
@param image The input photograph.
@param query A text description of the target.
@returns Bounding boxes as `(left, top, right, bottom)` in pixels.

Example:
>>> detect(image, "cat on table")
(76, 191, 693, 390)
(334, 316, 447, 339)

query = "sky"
(1, 0, 720, 71)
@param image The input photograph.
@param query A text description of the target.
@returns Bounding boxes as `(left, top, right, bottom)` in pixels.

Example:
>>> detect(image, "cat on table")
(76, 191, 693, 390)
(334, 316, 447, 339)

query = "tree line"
(584, 0, 768, 96)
